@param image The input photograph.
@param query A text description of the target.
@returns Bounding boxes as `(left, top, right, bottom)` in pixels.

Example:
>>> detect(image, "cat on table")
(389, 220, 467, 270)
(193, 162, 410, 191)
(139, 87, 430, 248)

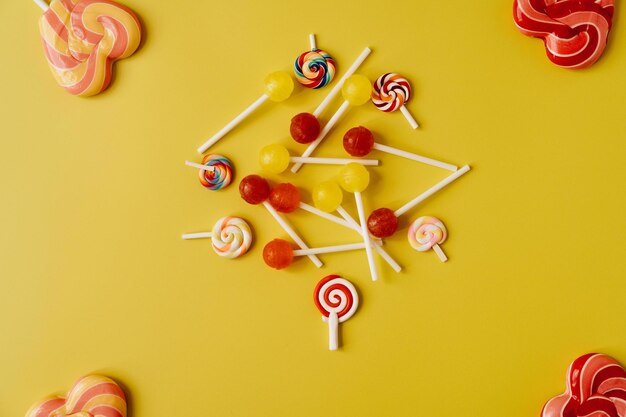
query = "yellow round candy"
(264, 71, 294, 102)
(341, 74, 371, 106)
(312, 181, 344, 213)
(337, 163, 370, 193)
(259, 144, 290, 173)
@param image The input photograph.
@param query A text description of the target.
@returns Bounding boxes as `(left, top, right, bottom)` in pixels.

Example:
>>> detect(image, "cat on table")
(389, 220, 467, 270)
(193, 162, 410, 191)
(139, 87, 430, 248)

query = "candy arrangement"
(183, 34, 471, 350)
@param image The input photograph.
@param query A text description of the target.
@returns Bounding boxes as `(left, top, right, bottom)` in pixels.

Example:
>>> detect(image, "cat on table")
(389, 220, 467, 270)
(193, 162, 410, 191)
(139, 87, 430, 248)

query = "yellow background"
(1, 0, 625, 416)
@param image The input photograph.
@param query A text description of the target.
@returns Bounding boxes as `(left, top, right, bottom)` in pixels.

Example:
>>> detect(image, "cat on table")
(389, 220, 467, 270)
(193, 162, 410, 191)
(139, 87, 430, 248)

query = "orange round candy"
(263, 239, 295, 269)
(290, 113, 320, 144)
(269, 183, 301, 213)
(343, 126, 374, 157)
(239, 174, 270, 205)
(367, 207, 398, 238)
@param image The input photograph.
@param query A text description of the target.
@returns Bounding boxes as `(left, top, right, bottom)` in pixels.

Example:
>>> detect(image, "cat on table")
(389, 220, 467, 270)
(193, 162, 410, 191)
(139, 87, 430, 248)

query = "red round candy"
(263, 239, 294, 269)
(367, 208, 398, 238)
(290, 113, 320, 144)
(343, 126, 375, 157)
(239, 174, 270, 205)
(269, 183, 301, 213)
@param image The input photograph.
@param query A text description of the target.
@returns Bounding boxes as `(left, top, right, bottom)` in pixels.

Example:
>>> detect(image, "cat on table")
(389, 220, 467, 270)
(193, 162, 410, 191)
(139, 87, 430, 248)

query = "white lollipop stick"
(394, 165, 471, 218)
(291, 155, 378, 166)
(291, 100, 351, 173)
(185, 161, 215, 171)
(312, 47, 371, 118)
(262, 201, 323, 268)
(336, 206, 402, 273)
(299, 203, 353, 230)
(354, 192, 378, 281)
(432, 244, 447, 262)
(399, 105, 419, 129)
(328, 312, 339, 350)
(294, 242, 366, 256)
(33, 0, 49, 11)
(372, 143, 456, 172)
(181, 232, 212, 239)
(197, 94, 269, 154)
(309, 33, 316, 50)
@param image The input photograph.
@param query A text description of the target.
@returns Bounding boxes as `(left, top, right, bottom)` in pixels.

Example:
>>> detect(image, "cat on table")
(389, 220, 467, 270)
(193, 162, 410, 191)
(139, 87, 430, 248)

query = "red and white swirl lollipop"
(371, 73, 418, 129)
(314, 274, 359, 351)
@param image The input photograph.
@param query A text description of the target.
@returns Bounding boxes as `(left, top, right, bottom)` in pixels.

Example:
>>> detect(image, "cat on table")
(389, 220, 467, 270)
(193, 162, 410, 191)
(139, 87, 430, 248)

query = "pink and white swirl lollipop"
(182, 216, 252, 259)
(371, 73, 418, 129)
(408, 216, 448, 262)
(314, 274, 359, 351)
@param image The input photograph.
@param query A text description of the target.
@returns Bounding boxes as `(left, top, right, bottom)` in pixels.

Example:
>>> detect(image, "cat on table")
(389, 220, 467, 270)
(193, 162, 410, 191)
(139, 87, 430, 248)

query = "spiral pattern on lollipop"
(198, 154, 233, 190)
(408, 216, 447, 252)
(294, 49, 336, 89)
(314, 275, 358, 323)
(211, 216, 252, 259)
(371, 73, 411, 112)
(542, 353, 626, 417)
(513, 0, 614, 69)
(39, 0, 142, 97)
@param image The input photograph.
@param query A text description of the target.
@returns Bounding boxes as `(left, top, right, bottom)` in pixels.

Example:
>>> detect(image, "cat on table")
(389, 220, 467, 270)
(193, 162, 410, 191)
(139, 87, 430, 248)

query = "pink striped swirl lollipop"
(314, 274, 359, 351)
(408, 216, 448, 262)
(182, 216, 252, 259)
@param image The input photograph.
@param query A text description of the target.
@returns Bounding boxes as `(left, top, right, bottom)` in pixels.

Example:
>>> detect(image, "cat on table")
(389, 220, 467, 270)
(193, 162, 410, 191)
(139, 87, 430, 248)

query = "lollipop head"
(269, 183, 301, 213)
(312, 181, 343, 213)
(343, 126, 374, 157)
(294, 49, 336, 89)
(259, 144, 290, 174)
(239, 174, 270, 205)
(337, 163, 369, 193)
(263, 238, 295, 269)
(290, 113, 320, 144)
(367, 208, 398, 238)
(342, 74, 371, 106)
(264, 71, 294, 102)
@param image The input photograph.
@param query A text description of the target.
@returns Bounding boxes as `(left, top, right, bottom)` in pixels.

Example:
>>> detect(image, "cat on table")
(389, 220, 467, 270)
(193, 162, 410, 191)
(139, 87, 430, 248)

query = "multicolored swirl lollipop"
(185, 154, 233, 190)
(408, 216, 448, 262)
(182, 216, 253, 259)
(371, 73, 419, 129)
(294, 34, 336, 89)
(314, 274, 359, 351)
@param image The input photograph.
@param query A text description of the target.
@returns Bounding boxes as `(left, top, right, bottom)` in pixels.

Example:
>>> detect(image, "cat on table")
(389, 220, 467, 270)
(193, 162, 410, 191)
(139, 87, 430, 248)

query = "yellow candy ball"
(341, 74, 371, 106)
(264, 71, 294, 102)
(337, 163, 370, 193)
(312, 181, 344, 213)
(259, 144, 290, 174)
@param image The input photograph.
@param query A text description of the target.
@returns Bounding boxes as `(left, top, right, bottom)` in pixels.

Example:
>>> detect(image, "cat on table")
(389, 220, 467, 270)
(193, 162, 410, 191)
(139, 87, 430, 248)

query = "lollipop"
(291, 74, 372, 173)
(263, 239, 366, 270)
(513, 0, 614, 69)
(198, 71, 294, 153)
(314, 274, 359, 351)
(343, 126, 457, 172)
(371, 73, 418, 129)
(337, 163, 377, 281)
(239, 175, 322, 267)
(408, 216, 448, 262)
(294, 34, 336, 89)
(367, 165, 470, 238)
(184, 154, 233, 190)
(35, 0, 142, 97)
(259, 143, 379, 174)
(182, 216, 253, 259)
(542, 353, 626, 417)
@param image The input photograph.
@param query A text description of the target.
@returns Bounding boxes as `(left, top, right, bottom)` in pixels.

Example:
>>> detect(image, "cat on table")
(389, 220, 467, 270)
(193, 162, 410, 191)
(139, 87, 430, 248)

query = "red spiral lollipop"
(314, 274, 359, 351)
(371, 73, 418, 129)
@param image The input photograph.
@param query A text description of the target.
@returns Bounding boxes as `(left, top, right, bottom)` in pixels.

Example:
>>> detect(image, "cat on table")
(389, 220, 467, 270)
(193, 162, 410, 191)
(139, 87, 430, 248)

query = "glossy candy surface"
(294, 49, 336, 89)
(264, 71, 294, 101)
(269, 183, 301, 213)
(259, 144, 290, 174)
(367, 208, 398, 238)
(239, 175, 270, 205)
(371, 73, 411, 112)
(263, 238, 294, 269)
(290, 113, 320, 144)
(341, 74, 372, 106)
(343, 126, 375, 157)
(337, 163, 369, 193)
(312, 181, 344, 213)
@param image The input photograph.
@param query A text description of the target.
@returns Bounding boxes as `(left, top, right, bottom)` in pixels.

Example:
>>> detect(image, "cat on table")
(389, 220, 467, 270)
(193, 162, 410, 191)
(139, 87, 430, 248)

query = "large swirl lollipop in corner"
(408, 216, 448, 262)
(314, 275, 359, 351)
(185, 154, 234, 190)
(371, 73, 418, 129)
(182, 216, 253, 259)
(294, 34, 336, 89)
(513, 0, 614, 69)
(35, 0, 142, 97)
